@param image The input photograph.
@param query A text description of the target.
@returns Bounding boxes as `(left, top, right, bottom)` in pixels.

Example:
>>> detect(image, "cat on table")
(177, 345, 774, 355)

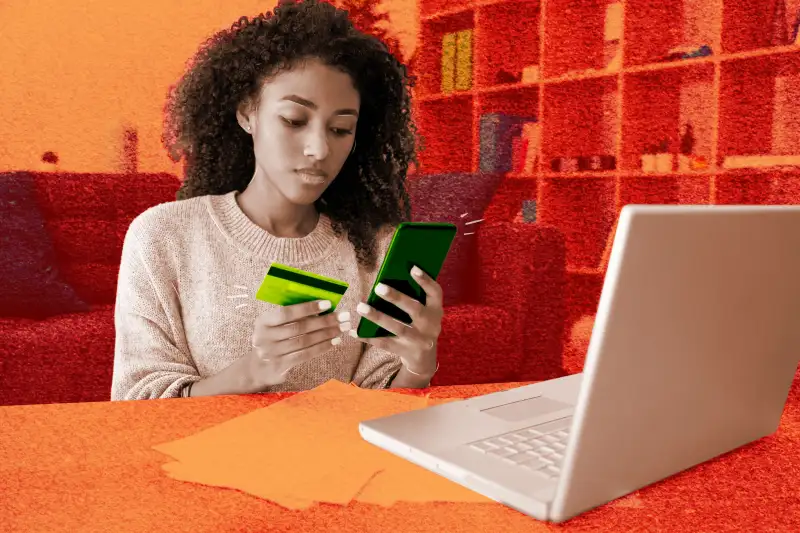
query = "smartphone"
(356, 221, 457, 338)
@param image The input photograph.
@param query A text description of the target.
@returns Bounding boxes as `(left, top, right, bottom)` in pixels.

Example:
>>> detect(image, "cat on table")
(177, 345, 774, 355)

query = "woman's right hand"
(248, 300, 350, 388)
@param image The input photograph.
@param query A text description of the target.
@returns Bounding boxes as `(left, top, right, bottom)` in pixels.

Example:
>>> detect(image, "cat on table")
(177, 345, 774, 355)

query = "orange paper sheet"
(152, 380, 431, 508)
(153, 381, 491, 509)
(160, 459, 316, 509)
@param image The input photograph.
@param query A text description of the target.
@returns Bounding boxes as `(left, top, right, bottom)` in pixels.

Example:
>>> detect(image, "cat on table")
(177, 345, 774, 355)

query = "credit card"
(255, 262, 349, 315)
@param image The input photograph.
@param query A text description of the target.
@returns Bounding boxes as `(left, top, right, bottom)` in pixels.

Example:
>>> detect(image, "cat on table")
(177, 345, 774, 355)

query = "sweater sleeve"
(351, 223, 403, 389)
(111, 218, 201, 400)
(352, 345, 403, 389)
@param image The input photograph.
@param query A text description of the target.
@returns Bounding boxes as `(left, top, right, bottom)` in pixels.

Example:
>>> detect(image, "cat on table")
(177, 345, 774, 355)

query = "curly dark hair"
(162, 0, 416, 269)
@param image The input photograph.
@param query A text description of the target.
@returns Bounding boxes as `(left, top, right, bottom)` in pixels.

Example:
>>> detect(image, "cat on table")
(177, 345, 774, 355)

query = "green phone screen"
(356, 221, 457, 338)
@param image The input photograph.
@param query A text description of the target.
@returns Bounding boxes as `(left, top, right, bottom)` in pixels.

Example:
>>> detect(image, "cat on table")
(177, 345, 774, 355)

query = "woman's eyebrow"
(280, 94, 358, 116)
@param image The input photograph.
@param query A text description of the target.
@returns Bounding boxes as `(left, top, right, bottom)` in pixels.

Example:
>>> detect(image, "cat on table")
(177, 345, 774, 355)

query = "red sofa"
(0, 171, 567, 406)
(0, 172, 182, 406)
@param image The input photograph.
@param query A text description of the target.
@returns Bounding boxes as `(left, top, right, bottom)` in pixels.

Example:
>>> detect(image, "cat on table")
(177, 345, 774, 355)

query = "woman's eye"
(332, 128, 354, 136)
(280, 117, 305, 127)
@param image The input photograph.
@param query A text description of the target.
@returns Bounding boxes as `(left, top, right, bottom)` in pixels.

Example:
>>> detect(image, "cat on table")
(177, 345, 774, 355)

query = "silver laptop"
(359, 204, 800, 523)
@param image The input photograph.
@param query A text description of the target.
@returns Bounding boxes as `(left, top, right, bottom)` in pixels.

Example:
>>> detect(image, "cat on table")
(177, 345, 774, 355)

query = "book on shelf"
(722, 154, 800, 169)
(454, 30, 472, 91)
(521, 122, 540, 175)
(441, 33, 456, 94)
(603, 2, 623, 70)
(771, 0, 789, 46)
(522, 200, 537, 223)
(440, 30, 473, 94)
(511, 136, 527, 174)
(479, 113, 538, 173)
(792, 8, 800, 44)
(510, 123, 540, 174)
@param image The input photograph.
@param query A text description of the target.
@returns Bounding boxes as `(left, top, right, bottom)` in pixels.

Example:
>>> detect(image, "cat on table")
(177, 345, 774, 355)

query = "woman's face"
(238, 58, 360, 206)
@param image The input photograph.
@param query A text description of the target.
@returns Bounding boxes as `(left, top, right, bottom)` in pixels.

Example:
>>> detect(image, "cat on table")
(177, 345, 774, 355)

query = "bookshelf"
(411, 0, 800, 272)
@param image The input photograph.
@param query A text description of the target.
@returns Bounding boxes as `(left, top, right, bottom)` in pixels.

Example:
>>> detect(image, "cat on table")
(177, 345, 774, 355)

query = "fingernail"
(357, 302, 370, 315)
(337, 311, 350, 322)
(331, 337, 342, 346)
(411, 266, 423, 277)
(319, 300, 332, 310)
(348, 329, 358, 338)
(339, 321, 351, 332)
(375, 283, 388, 296)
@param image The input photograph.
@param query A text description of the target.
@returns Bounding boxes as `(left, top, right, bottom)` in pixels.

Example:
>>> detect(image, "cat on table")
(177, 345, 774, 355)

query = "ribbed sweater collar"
(205, 191, 338, 265)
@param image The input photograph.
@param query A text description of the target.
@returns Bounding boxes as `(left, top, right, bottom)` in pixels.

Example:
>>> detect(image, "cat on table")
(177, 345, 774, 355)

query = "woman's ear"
(236, 100, 254, 133)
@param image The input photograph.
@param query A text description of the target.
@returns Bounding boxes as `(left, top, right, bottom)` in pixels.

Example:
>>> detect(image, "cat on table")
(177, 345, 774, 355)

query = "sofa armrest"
(477, 222, 567, 381)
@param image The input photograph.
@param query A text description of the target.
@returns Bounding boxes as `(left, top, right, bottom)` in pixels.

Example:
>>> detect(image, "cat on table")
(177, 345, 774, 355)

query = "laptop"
(359, 204, 800, 523)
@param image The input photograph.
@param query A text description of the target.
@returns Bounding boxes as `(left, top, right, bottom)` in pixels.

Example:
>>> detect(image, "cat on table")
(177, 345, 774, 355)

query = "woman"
(111, 0, 443, 400)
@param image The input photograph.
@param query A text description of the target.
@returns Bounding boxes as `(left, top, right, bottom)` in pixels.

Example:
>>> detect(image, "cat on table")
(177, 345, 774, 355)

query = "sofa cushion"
(46, 219, 122, 265)
(32, 172, 180, 305)
(0, 172, 89, 319)
(406, 172, 506, 306)
(59, 263, 120, 305)
(433, 303, 524, 385)
(0, 305, 115, 406)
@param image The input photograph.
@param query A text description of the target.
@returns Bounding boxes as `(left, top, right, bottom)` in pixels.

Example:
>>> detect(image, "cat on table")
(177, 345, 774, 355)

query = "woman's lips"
(296, 169, 327, 185)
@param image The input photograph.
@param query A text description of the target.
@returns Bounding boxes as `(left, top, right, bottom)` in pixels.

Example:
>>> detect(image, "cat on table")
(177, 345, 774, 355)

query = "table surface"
(2, 378, 800, 533)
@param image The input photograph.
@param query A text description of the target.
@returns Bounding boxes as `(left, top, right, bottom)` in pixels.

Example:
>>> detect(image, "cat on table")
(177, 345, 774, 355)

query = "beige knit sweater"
(111, 190, 401, 400)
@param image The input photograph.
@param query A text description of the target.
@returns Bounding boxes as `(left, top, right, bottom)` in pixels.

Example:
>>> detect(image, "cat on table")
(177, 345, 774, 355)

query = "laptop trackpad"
(481, 395, 571, 422)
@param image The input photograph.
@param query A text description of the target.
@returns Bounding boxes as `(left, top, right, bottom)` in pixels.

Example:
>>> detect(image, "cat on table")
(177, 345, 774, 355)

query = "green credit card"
(255, 262, 349, 315)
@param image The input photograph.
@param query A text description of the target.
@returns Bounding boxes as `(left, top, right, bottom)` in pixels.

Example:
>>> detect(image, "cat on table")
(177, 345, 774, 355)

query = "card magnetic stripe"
(259, 279, 341, 304)
(266, 264, 348, 295)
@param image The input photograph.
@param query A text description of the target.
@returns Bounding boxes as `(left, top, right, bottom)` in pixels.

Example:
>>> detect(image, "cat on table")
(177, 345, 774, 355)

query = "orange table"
(2, 380, 800, 533)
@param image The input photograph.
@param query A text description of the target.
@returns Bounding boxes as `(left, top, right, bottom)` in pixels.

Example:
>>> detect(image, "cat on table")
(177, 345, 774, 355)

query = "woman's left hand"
(350, 265, 443, 377)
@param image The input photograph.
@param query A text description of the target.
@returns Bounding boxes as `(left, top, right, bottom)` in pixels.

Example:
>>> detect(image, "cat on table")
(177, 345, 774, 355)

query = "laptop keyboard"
(467, 416, 572, 481)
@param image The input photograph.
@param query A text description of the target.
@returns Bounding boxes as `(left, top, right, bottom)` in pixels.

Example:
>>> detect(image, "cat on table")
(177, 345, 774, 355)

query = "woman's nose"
(303, 129, 330, 161)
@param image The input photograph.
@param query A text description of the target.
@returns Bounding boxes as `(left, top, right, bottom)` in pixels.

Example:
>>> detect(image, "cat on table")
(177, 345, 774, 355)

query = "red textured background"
(2, 0, 800, 530)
